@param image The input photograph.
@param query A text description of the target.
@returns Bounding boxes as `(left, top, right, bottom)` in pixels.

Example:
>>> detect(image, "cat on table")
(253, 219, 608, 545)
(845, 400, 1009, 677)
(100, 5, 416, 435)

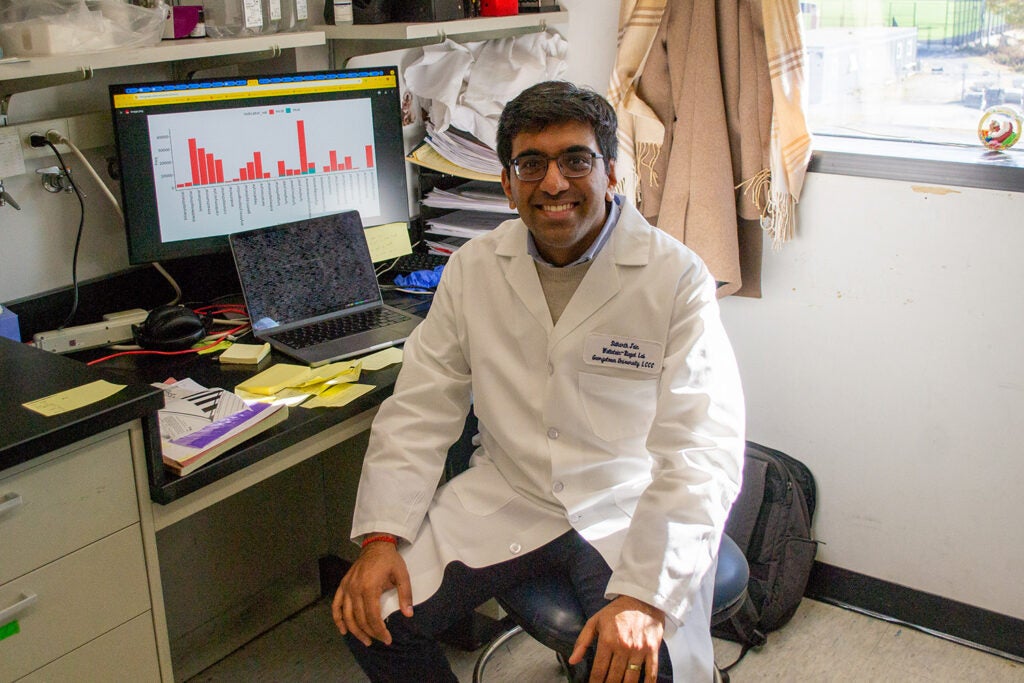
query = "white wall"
(3, 3, 1021, 623)
(720, 176, 1023, 619)
(0, 66, 175, 302)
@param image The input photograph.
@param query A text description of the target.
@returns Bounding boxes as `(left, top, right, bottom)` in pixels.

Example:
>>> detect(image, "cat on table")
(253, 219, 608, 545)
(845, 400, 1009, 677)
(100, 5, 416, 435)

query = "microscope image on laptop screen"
(231, 213, 382, 332)
(110, 68, 409, 264)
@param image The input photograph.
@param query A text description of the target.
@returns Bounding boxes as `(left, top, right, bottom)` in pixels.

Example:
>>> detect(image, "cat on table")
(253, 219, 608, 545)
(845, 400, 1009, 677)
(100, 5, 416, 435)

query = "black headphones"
(132, 305, 209, 351)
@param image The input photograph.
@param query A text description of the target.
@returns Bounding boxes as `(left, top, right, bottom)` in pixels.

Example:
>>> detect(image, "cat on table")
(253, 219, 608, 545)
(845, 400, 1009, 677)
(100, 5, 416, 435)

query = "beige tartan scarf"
(607, 0, 668, 208)
(611, 0, 812, 249)
(759, 0, 812, 248)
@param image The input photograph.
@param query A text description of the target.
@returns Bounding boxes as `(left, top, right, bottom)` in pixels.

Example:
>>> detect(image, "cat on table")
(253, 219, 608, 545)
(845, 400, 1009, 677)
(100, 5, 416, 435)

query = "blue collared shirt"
(527, 194, 624, 267)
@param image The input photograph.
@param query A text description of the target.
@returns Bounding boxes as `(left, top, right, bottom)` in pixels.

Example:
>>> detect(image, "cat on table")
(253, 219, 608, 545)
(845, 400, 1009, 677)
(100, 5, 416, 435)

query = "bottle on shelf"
(279, 0, 308, 32)
(201, 0, 265, 38)
(261, 0, 282, 33)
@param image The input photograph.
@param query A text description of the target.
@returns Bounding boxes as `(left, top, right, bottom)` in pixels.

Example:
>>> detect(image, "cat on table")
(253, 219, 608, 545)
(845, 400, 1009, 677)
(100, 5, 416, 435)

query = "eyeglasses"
(510, 151, 604, 182)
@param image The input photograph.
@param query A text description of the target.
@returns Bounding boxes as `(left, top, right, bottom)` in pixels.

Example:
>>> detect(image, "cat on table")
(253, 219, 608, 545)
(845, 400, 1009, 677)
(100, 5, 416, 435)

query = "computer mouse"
(133, 305, 208, 351)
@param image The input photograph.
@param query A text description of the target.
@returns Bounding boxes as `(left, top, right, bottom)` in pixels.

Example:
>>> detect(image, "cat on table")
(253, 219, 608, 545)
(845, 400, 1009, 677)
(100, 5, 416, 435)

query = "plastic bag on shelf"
(0, 0, 167, 57)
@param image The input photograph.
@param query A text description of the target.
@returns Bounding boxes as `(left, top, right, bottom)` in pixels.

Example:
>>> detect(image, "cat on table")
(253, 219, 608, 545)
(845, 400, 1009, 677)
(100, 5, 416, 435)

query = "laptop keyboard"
(270, 308, 409, 350)
(392, 252, 449, 274)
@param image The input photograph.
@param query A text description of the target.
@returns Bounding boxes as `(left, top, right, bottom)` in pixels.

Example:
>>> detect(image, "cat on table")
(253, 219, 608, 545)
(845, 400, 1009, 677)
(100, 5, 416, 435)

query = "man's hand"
(331, 540, 415, 647)
(568, 595, 666, 683)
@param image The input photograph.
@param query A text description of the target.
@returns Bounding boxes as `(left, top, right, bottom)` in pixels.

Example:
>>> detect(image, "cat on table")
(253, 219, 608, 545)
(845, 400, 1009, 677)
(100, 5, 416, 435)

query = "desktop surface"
(71, 289, 426, 504)
(0, 337, 163, 473)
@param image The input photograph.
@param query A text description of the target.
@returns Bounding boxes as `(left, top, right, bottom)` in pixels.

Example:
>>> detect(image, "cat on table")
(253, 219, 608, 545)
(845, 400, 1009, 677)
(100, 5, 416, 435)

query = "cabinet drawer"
(0, 430, 139, 585)
(16, 612, 160, 683)
(0, 526, 151, 682)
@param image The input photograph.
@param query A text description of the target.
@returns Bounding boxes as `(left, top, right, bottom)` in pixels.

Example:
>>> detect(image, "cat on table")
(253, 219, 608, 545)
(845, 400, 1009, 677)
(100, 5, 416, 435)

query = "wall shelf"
(315, 11, 568, 66)
(0, 31, 326, 82)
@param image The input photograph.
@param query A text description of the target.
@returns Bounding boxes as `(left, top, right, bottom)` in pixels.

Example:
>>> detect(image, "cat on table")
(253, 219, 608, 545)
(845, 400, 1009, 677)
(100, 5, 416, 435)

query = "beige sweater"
(534, 260, 593, 325)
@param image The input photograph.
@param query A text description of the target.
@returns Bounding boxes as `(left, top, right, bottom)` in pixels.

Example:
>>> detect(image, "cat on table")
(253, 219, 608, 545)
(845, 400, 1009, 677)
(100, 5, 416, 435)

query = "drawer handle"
(0, 592, 37, 626)
(0, 492, 23, 517)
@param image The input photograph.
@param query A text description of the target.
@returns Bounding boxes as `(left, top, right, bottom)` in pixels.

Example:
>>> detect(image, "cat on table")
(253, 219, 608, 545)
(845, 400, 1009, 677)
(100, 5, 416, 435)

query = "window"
(802, 0, 1024, 191)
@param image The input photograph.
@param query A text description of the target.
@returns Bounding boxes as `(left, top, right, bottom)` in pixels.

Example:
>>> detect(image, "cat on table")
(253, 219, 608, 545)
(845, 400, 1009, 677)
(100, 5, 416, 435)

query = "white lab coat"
(351, 200, 745, 682)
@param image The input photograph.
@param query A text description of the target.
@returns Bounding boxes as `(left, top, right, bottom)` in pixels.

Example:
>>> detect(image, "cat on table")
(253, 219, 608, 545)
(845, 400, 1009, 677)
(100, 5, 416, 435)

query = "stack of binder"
(406, 125, 515, 257)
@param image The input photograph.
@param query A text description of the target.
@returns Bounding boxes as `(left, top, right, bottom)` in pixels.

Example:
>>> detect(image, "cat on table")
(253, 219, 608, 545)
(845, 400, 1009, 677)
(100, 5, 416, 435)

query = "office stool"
(472, 533, 750, 682)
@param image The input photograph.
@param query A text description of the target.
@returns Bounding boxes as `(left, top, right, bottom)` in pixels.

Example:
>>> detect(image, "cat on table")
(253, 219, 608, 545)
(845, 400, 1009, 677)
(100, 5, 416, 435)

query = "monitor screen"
(110, 67, 409, 264)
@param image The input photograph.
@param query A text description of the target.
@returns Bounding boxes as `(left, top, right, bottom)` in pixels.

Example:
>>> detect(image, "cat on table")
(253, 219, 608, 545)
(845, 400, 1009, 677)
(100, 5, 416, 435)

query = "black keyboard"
(271, 308, 409, 350)
(391, 252, 449, 274)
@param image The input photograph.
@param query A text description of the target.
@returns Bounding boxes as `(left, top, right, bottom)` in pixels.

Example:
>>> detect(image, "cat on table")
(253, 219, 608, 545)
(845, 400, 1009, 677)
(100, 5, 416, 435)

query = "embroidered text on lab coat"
(583, 334, 663, 374)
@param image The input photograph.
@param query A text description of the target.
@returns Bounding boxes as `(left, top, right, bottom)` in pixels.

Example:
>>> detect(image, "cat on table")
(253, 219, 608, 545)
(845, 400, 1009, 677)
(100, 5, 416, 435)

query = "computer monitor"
(110, 67, 409, 264)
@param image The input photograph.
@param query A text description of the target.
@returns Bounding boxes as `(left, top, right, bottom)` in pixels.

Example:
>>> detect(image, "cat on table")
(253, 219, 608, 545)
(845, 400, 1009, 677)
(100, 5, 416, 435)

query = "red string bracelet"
(361, 534, 398, 548)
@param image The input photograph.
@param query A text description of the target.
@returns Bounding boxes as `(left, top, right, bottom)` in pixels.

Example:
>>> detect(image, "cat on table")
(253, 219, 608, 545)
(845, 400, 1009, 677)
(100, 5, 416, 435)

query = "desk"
(0, 337, 166, 681)
(0, 318, 412, 681)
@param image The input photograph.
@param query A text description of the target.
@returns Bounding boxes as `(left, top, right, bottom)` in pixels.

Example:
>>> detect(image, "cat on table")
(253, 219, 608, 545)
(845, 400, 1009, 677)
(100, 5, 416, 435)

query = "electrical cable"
(47, 130, 183, 306)
(86, 321, 250, 366)
(375, 240, 423, 278)
(42, 139, 86, 330)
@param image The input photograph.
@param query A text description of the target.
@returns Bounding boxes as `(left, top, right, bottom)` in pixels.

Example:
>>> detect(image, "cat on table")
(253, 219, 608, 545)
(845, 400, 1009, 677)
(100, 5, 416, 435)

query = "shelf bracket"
(172, 45, 283, 80)
(0, 67, 92, 127)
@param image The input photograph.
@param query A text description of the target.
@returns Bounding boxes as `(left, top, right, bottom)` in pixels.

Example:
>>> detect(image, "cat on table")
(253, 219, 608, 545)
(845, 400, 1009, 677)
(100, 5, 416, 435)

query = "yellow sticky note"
(235, 363, 311, 396)
(23, 380, 126, 416)
(365, 222, 413, 262)
(359, 347, 404, 371)
(219, 342, 271, 364)
(298, 360, 362, 386)
(301, 383, 376, 408)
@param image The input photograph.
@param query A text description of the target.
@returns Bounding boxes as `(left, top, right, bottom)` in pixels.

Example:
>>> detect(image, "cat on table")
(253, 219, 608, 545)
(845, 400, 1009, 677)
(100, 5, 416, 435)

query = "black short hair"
(497, 81, 618, 170)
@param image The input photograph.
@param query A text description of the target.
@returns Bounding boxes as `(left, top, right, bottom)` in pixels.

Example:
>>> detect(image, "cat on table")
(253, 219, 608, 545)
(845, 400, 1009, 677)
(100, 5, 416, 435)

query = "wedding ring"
(627, 663, 642, 671)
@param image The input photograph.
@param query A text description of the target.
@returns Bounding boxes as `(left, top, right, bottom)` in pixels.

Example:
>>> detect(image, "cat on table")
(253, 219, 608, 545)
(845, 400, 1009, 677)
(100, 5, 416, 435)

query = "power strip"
(33, 308, 149, 353)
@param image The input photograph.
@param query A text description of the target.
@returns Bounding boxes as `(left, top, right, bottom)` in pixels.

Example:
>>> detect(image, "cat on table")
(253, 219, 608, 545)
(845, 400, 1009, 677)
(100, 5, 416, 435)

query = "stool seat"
(473, 533, 751, 682)
(711, 534, 749, 622)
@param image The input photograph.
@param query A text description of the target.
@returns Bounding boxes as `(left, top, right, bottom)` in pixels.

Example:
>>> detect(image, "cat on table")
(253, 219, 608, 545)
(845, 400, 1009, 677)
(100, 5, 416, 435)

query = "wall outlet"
(16, 112, 112, 161)
(18, 118, 68, 160)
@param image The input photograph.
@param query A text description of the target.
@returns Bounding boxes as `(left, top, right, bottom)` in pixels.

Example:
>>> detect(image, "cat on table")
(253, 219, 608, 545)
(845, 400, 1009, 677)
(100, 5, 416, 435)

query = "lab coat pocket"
(579, 372, 658, 442)
(447, 463, 519, 516)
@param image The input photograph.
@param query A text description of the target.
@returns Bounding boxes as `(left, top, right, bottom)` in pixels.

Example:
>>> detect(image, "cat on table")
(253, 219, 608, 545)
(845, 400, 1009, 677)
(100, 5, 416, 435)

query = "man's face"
(500, 121, 617, 267)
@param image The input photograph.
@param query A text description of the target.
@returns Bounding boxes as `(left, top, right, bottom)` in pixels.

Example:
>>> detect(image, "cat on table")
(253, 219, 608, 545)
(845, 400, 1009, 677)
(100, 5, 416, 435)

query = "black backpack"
(714, 441, 819, 672)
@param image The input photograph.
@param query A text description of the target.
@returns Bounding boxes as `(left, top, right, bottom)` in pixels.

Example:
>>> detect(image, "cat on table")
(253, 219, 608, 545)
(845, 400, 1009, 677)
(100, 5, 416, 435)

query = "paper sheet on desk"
(234, 360, 364, 406)
(23, 380, 125, 416)
(358, 346, 403, 371)
(301, 383, 375, 409)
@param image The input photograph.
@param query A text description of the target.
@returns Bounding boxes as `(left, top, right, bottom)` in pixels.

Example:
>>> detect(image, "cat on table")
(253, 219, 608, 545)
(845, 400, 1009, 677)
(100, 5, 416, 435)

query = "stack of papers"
(423, 126, 502, 177)
(407, 144, 499, 183)
(424, 234, 469, 256)
(425, 210, 510, 240)
(233, 347, 404, 408)
(155, 379, 288, 477)
(422, 181, 516, 214)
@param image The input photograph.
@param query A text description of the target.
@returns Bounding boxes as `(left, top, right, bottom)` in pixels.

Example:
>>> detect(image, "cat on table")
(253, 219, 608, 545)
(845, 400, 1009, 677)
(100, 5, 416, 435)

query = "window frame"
(809, 134, 1024, 193)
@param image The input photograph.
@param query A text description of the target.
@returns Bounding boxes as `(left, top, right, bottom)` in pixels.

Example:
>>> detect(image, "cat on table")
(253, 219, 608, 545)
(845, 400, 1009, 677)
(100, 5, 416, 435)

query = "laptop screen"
(230, 211, 382, 333)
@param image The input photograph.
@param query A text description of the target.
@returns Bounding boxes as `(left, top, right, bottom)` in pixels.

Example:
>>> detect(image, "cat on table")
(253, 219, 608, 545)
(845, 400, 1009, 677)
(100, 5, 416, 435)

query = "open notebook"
(230, 211, 423, 367)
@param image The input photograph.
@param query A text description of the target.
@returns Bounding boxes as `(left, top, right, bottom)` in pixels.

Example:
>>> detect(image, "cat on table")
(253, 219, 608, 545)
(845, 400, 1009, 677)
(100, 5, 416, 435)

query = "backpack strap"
(719, 592, 767, 673)
(725, 456, 769, 553)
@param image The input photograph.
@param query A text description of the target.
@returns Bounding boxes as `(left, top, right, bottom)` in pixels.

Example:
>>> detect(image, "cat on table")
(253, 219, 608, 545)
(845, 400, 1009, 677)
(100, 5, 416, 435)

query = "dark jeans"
(344, 529, 672, 682)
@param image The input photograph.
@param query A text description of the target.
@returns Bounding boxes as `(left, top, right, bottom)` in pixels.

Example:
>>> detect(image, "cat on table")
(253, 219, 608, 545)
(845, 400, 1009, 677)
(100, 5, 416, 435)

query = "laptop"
(230, 211, 424, 367)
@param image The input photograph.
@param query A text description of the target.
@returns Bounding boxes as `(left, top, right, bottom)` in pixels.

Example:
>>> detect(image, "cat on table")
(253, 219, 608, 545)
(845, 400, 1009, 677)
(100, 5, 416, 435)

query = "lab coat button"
(570, 514, 581, 522)
(552, 481, 564, 493)
(547, 427, 559, 439)
(510, 542, 522, 554)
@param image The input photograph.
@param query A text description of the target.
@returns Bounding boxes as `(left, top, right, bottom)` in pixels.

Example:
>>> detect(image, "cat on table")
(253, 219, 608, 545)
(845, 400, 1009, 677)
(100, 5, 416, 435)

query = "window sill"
(808, 135, 1024, 194)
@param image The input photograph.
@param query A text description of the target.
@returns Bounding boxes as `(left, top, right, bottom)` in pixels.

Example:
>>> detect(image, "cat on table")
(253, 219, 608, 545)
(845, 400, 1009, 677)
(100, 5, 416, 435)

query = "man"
(333, 81, 745, 682)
